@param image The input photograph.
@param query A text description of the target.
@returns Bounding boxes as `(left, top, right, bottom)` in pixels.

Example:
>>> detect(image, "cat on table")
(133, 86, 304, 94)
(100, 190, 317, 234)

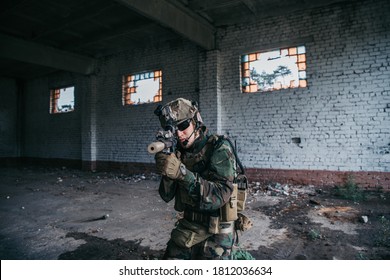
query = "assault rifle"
(147, 105, 177, 155)
(147, 125, 177, 154)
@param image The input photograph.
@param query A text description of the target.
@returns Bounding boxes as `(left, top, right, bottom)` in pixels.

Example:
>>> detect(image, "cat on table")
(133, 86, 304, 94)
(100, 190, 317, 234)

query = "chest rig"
(180, 134, 219, 176)
(174, 134, 221, 211)
(175, 134, 249, 235)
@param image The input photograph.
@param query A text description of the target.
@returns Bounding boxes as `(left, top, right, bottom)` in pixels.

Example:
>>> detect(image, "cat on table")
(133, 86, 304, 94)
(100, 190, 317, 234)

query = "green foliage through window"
(241, 46, 307, 93)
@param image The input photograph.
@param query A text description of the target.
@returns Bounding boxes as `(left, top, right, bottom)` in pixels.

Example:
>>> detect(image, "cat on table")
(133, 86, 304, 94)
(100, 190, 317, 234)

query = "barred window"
(123, 70, 162, 105)
(49, 86, 75, 114)
(241, 46, 307, 93)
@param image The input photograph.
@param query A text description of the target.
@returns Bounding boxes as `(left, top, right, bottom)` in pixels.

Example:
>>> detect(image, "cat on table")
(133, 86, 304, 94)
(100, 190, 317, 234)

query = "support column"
(198, 50, 222, 134)
(81, 75, 97, 171)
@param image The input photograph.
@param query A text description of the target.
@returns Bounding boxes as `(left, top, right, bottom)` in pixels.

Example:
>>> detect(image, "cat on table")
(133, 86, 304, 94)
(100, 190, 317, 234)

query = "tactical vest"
(174, 134, 219, 211)
(181, 134, 218, 174)
(175, 134, 248, 234)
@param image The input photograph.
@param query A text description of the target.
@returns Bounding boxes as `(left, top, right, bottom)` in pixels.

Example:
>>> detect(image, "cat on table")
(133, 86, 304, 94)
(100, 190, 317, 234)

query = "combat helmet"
(155, 98, 202, 130)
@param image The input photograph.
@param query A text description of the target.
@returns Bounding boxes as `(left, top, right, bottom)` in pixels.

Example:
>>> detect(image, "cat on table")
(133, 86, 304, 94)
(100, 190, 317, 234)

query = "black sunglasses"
(177, 119, 191, 131)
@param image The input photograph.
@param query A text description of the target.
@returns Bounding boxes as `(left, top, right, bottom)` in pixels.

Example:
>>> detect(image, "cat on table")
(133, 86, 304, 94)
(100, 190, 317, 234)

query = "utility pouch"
(171, 218, 211, 248)
(235, 175, 248, 211)
(220, 183, 238, 222)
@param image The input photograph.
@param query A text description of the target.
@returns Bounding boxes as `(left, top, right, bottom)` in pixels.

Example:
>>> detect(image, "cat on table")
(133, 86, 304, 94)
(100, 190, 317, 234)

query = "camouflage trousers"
(163, 231, 236, 260)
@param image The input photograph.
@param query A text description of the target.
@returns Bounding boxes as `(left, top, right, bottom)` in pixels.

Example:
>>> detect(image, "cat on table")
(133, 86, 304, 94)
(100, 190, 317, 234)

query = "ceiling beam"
(241, 0, 258, 15)
(66, 22, 154, 50)
(0, 0, 27, 17)
(115, 0, 216, 50)
(30, 2, 117, 41)
(0, 34, 96, 75)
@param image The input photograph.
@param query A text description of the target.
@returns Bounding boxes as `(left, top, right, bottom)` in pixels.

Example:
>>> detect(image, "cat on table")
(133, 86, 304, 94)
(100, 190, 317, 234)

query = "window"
(241, 46, 307, 93)
(123, 70, 162, 105)
(49, 86, 75, 114)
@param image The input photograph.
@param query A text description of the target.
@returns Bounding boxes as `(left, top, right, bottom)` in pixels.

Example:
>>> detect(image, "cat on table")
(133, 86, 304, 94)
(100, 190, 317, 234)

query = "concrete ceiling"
(0, 0, 356, 80)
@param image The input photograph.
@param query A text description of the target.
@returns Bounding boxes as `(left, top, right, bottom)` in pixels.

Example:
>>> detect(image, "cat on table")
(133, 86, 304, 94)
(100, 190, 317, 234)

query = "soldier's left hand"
(155, 152, 186, 180)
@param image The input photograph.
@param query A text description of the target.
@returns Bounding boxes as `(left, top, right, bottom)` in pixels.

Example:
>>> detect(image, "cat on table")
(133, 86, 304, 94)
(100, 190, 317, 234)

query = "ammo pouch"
(220, 175, 248, 222)
(220, 183, 238, 222)
(171, 218, 212, 248)
(236, 175, 248, 211)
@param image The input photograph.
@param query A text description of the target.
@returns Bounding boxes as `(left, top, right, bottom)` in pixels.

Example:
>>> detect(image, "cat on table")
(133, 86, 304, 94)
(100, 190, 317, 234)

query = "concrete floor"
(0, 166, 280, 259)
(1, 165, 388, 260)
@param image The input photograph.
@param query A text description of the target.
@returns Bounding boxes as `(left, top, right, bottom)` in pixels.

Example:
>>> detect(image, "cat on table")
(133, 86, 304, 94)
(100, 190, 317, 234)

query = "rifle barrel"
(147, 141, 165, 154)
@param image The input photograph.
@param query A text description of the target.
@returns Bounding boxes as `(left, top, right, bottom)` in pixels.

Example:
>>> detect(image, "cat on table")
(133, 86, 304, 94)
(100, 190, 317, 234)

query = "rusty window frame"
(241, 45, 307, 93)
(122, 70, 162, 105)
(49, 86, 75, 114)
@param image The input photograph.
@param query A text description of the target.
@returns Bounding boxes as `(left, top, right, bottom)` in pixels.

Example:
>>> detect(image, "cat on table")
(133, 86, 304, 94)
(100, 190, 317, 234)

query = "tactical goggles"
(177, 119, 191, 131)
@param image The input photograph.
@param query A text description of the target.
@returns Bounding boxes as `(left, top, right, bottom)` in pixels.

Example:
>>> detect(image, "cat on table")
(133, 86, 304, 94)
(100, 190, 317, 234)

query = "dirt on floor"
(0, 166, 389, 260)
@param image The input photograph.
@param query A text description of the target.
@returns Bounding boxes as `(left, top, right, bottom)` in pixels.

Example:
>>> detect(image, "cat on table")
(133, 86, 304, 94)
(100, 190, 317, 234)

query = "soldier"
(154, 98, 246, 260)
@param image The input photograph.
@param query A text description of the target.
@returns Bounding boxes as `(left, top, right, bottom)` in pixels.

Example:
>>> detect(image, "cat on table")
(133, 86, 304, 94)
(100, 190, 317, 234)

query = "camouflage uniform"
(159, 128, 238, 260)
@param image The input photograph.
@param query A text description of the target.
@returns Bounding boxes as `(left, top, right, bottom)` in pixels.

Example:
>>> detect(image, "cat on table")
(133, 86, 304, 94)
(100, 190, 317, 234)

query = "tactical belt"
(184, 210, 235, 234)
(184, 210, 209, 225)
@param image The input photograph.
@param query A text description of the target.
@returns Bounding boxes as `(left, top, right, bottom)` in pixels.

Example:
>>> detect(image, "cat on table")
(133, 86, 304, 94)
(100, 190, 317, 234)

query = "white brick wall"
(5, 0, 389, 175)
(93, 39, 199, 163)
(23, 74, 82, 160)
(199, 50, 223, 134)
(210, 0, 390, 172)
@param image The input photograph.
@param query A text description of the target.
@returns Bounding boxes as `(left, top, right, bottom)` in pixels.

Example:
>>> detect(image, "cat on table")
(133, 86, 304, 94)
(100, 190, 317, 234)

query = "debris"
(309, 199, 321, 205)
(317, 206, 359, 222)
(360, 216, 368, 223)
(81, 214, 110, 222)
(267, 183, 290, 196)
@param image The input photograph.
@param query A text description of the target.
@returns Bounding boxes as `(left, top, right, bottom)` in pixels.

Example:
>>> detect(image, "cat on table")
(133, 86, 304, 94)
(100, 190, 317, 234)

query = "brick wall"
(0, 78, 19, 159)
(23, 73, 82, 160)
(246, 168, 389, 190)
(2, 0, 389, 189)
(212, 0, 390, 176)
(7, 39, 200, 169)
(199, 50, 223, 134)
(91, 39, 200, 164)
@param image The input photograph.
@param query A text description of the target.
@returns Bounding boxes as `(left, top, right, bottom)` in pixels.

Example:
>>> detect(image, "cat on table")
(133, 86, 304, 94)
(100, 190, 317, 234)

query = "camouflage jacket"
(158, 130, 237, 213)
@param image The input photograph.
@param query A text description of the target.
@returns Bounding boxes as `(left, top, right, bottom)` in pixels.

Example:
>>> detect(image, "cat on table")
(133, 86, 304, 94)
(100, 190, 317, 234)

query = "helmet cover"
(159, 98, 198, 128)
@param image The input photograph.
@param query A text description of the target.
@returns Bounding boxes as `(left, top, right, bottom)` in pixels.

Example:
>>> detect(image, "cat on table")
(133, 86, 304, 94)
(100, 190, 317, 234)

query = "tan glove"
(235, 213, 253, 232)
(155, 152, 186, 180)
